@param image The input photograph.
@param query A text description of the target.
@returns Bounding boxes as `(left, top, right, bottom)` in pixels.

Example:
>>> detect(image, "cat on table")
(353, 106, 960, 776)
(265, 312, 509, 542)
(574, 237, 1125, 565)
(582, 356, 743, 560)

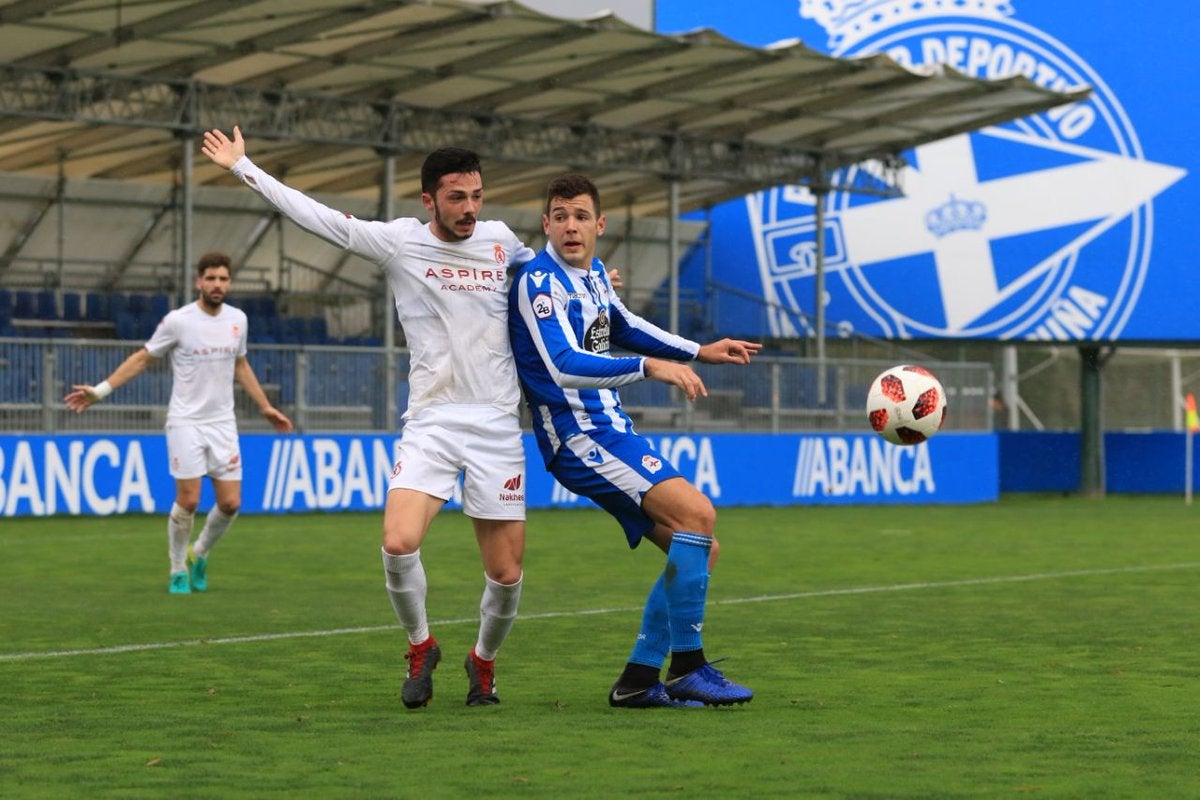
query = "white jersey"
(231, 156, 535, 419)
(145, 302, 248, 427)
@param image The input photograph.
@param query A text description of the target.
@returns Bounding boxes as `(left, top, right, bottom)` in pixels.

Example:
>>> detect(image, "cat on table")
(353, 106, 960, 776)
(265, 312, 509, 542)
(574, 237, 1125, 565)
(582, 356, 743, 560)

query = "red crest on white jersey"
(493, 244, 506, 264)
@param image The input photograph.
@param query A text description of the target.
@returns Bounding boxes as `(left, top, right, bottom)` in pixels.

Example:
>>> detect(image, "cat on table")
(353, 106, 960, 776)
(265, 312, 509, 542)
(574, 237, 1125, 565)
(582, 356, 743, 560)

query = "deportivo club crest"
(752, 0, 1185, 340)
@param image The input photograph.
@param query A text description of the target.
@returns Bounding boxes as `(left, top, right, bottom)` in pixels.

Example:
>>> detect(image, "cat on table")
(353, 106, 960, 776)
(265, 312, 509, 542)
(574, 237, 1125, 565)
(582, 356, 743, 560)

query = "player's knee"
(651, 483, 716, 534)
(382, 525, 421, 556)
(382, 536, 419, 556)
(486, 563, 523, 586)
(218, 499, 240, 516)
(681, 495, 716, 535)
(174, 497, 199, 514)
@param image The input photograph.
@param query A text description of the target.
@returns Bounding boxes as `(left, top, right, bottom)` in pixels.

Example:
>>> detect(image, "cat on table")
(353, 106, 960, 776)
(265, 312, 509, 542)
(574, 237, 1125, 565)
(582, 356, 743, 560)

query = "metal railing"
(0, 337, 992, 436)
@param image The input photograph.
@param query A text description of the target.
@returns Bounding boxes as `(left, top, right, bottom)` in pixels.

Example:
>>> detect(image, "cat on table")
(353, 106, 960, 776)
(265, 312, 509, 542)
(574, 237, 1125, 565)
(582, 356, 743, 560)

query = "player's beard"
(199, 289, 225, 312)
(432, 199, 476, 242)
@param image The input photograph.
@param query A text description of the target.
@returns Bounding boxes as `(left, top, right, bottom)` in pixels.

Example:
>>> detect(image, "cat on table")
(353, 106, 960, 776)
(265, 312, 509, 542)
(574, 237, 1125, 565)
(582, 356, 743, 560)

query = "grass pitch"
(3, 496, 1200, 798)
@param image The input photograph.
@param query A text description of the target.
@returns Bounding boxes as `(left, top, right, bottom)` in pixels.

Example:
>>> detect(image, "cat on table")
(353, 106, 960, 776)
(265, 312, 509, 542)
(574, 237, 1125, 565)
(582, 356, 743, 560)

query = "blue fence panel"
(997, 431, 1080, 493)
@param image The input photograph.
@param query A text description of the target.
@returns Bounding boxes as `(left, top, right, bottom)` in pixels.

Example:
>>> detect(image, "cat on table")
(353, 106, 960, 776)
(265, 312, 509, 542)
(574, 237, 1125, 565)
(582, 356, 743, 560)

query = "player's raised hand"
(645, 358, 707, 402)
(200, 125, 246, 170)
(697, 338, 762, 365)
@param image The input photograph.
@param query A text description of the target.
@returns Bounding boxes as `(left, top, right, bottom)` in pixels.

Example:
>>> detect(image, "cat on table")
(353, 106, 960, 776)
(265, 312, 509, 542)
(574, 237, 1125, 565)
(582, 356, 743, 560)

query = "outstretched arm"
(64, 348, 156, 413)
(696, 338, 762, 365)
(200, 126, 396, 263)
(638, 337, 761, 402)
(605, 280, 700, 362)
(234, 357, 294, 433)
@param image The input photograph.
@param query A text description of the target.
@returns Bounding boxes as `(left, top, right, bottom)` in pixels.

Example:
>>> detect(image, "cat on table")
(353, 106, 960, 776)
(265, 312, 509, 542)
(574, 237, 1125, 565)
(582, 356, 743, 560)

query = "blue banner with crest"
(657, 1, 1192, 341)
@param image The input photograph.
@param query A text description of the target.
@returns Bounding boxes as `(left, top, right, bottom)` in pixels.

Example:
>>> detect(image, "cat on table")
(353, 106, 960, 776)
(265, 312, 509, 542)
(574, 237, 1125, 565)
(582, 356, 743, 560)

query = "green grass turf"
(2, 496, 1200, 798)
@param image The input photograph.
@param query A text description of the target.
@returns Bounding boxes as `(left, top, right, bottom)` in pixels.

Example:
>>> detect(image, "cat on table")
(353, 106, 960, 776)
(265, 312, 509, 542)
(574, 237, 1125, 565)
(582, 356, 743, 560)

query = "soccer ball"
(866, 365, 947, 445)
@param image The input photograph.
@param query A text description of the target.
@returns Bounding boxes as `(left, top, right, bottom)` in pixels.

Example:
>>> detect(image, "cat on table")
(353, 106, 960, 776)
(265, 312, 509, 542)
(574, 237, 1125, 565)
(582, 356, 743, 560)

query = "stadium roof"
(0, 0, 1090, 217)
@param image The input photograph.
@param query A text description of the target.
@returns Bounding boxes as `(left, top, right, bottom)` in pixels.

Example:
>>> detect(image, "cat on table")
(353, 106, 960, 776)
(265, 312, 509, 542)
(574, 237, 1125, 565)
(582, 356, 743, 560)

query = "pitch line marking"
(3, 561, 1198, 663)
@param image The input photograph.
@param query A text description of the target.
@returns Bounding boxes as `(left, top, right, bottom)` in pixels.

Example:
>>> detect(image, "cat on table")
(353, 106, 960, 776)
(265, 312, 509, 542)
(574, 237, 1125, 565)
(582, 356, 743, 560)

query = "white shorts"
(389, 404, 525, 520)
(165, 419, 243, 481)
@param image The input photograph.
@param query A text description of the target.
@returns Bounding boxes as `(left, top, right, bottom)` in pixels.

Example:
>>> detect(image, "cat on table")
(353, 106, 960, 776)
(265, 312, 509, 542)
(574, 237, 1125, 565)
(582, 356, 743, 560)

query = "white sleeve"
(236, 309, 249, 357)
(231, 156, 400, 264)
(144, 310, 178, 358)
(510, 232, 537, 268)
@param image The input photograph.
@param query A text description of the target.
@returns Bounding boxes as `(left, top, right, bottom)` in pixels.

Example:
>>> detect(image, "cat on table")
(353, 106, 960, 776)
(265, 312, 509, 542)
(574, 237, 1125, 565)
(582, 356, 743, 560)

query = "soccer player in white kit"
(201, 126, 534, 708)
(65, 252, 294, 594)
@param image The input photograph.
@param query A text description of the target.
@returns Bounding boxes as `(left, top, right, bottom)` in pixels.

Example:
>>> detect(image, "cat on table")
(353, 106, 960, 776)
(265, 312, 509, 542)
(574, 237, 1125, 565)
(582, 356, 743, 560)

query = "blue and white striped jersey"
(508, 245, 700, 466)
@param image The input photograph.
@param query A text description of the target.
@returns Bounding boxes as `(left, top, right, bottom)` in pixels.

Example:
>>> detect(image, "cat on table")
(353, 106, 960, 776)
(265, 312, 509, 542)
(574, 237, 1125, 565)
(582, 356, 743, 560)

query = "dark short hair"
(196, 251, 232, 276)
(421, 147, 483, 194)
(545, 173, 601, 215)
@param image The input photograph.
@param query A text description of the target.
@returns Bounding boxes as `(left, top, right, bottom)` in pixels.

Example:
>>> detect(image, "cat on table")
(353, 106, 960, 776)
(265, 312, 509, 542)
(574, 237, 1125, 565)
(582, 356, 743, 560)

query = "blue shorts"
(549, 427, 682, 548)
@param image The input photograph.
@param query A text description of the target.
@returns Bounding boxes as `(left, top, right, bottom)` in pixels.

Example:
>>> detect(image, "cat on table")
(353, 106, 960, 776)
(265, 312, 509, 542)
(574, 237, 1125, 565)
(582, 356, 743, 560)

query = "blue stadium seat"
(109, 293, 129, 317)
(35, 291, 58, 320)
(115, 312, 137, 340)
(136, 313, 158, 340)
(150, 293, 170, 319)
(249, 326, 275, 344)
(85, 292, 108, 321)
(62, 292, 82, 322)
(14, 291, 35, 318)
(0, 288, 11, 314)
(284, 316, 307, 343)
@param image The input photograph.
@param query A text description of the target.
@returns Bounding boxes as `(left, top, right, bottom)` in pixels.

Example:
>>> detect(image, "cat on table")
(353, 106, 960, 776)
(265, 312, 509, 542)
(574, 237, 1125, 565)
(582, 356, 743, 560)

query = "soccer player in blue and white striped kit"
(509, 174, 760, 707)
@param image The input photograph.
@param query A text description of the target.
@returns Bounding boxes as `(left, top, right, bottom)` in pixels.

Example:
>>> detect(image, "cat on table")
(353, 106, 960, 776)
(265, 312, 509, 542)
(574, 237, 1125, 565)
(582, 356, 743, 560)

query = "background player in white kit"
(201, 127, 533, 708)
(65, 252, 293, 594)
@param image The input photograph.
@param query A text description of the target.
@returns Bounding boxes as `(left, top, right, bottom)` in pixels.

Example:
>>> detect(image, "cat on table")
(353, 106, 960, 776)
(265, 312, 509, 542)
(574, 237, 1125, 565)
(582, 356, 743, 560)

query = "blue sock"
(628, 573, 669, 668)
(664, 532, 712, 653)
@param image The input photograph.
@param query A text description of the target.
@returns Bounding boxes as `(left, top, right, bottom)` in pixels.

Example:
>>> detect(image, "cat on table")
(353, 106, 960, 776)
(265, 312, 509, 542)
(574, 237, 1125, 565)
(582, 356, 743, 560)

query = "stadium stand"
(0, 288, 342, 345)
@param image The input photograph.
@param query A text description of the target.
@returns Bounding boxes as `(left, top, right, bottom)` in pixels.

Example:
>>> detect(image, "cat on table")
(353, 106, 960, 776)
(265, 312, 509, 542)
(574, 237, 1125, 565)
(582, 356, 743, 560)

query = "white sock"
(474, 572, 522, 661)
(167, 502, 194, 572)
(193, 507, 237, 557)
(382, 547, 430, 644)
